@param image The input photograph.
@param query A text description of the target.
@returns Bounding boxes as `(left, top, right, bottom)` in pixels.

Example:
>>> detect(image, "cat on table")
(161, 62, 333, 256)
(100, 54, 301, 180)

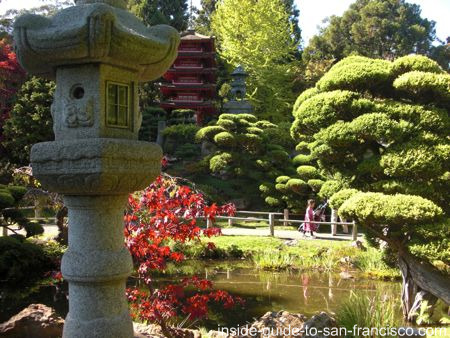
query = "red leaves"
(124, 173, 242, 324)
(0, 39, 25, 141)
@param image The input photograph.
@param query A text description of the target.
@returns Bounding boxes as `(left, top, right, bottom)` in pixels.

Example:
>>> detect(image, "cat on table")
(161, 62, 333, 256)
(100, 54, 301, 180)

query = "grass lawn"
(189, 235, 400, 280)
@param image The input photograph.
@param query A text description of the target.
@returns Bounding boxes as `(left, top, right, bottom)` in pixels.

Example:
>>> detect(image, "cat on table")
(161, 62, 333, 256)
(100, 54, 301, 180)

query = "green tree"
(212, 0, 300, 122)
(129, 0, 189, 32)
(194, 0, 301, 43)
(291, 54, 449, 321)
(303, 0, 440, 81)
(196, 113, 296, 207)
(2, 77, 55, 166)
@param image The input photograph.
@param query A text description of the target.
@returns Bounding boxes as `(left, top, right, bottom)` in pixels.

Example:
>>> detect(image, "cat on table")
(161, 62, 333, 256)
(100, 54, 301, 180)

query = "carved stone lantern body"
(223, 65, 253, 114)
(13, 1, 179, 337)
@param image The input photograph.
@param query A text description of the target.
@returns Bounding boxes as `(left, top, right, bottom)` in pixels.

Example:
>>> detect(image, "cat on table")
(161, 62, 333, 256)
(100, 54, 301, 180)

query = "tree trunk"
(398, 251, 448, 321)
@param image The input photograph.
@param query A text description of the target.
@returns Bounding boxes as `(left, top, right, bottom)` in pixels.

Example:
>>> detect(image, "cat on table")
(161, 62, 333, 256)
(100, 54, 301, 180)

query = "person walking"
(303, 199, 316, 238)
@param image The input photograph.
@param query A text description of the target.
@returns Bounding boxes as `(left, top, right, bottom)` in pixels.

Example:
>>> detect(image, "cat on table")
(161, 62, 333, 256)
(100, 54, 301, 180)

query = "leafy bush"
(0, 237, 54, 285)
(393, 71, 450, 106)
(339, 192, 443, 230)
(316, 56, 392, 93)
(391, 55, 444, 78)
(329, 188, 359, 210)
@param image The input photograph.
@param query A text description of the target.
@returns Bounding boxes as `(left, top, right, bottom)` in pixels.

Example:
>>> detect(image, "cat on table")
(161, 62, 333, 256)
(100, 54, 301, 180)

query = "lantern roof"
(13, 0, 180, 82)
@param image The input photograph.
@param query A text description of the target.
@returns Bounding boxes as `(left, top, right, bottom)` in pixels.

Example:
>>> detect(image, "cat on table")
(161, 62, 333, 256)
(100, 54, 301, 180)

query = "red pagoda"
(160, 30, 217, 124)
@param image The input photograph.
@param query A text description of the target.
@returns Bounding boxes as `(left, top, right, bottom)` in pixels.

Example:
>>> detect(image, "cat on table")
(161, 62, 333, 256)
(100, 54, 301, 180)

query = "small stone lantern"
(13, 1, 179, 337)
(223, 65, 253, 114)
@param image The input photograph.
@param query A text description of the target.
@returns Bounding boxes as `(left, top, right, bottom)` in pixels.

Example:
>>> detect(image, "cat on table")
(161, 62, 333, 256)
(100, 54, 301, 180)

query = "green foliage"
(296, 165, 319, 180)
(293, 55, 449, 212)
(292, 154, 312, 166)
(129, 0, 188, 31)
(213, 131, 235, 147)
(198, 113, 296, 207)
(212, 0, 299, 121)
(252, 250, 294, 270)
(329, 189, 359, 210)
(337, 291, 400, 334)
(316, 56, 392, 93)
(162, 124, 200, 155)
(391, 55, 444, 78)
(0, 237, 54, 286)
(2, 76, 55, 166)
(303, 0, 439, 80)
(339, 192, 443, 231)
(196, 126, 226, 142)
(174, 144, 200, 159)
(209, 152, 233, 173)
(318, 180, 346, 199)
(139, 106, 166, 142)
(393, 71, 450, 107)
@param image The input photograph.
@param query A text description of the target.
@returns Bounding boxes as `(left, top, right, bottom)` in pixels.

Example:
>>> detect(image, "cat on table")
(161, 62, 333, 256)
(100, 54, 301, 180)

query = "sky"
(1, 0, 449, 45)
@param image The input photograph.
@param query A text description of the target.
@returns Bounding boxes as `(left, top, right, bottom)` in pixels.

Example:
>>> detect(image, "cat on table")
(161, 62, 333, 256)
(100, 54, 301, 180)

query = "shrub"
(174, 143, 200, 159)
(209, 153, 233, 172)
(296, 165, 319, 179)
(213, 131, 235, 147)
(0, 237, 53, 285)
(393, 71, 450, 105)
(317, 56, 392, 93)
(292, 154, 312, 165)
(286, 179, 307, 192)
(329, 188, 360, 210)
(195, 126, 226, 142)
(162, 124, 200, 144)
(339, 192, 443, 230)
(307, 179, 324, 192)
(391, 55, 444, 78)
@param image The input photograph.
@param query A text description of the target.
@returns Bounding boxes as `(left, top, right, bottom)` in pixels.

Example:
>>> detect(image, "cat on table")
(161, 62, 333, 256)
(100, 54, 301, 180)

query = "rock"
(303, 312, 337, 338)
(350, 240, 366, 251)
(238, 311, 307, 337)
(0, 304, 64, 338)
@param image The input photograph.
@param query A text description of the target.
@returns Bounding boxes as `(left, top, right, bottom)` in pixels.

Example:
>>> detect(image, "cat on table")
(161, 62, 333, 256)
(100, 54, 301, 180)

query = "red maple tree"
(0, 39, 26, 140)
(125, 173, 242, 337)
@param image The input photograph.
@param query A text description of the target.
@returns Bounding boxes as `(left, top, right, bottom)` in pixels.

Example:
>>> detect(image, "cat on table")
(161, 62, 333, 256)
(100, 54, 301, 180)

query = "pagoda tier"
(159, 30, 217, 123)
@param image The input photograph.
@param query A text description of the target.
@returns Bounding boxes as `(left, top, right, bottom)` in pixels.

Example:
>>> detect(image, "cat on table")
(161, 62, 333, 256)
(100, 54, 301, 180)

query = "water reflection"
(1, 261, 401, 329)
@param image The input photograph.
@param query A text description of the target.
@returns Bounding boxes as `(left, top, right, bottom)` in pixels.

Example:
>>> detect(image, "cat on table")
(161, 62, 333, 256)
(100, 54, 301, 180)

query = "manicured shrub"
(317, 56, 392, 93)
(391, 55, 444, 78)
(286, 178, 307, 192)
(296, 165, 319, 179)
(213, 131, 235, 147)
(292, 154, 311, 165)
(209, 152, 233, 172)
(329, 188, 359, 210)
(393, 71, 450, 105)
(339, 192, 443, 230)
(318, 180, 346, 199)
(195, 126, 226, 142)
(307, 179, 324, 192)
(293, 87, 319, 112)
(0, 237, 52, 285)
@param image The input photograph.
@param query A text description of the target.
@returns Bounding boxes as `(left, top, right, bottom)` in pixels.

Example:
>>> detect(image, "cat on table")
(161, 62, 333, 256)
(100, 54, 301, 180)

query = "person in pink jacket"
(303, 199, 316, 238)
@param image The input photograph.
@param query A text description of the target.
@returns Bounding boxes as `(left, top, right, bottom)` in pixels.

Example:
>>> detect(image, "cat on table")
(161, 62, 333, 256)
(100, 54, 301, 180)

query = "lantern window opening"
(106, 81, 130, 129)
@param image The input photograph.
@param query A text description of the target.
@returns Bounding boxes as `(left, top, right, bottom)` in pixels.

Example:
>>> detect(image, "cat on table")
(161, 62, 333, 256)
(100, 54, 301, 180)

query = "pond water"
(0, 260, 401, 329)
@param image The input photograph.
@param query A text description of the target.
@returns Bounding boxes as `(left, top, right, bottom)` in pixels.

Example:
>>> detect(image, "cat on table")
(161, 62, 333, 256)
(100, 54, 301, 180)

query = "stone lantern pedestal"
(13, 1, 180, 337)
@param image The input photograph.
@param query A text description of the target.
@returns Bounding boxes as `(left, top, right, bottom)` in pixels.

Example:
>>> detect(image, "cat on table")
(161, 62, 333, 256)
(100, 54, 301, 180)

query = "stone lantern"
(13, 1, 179, 337)
(223, 65, 253, 114)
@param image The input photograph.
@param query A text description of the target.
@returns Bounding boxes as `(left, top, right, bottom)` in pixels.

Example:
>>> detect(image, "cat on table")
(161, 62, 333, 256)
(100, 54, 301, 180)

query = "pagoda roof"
(181, 29, 214, 41)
